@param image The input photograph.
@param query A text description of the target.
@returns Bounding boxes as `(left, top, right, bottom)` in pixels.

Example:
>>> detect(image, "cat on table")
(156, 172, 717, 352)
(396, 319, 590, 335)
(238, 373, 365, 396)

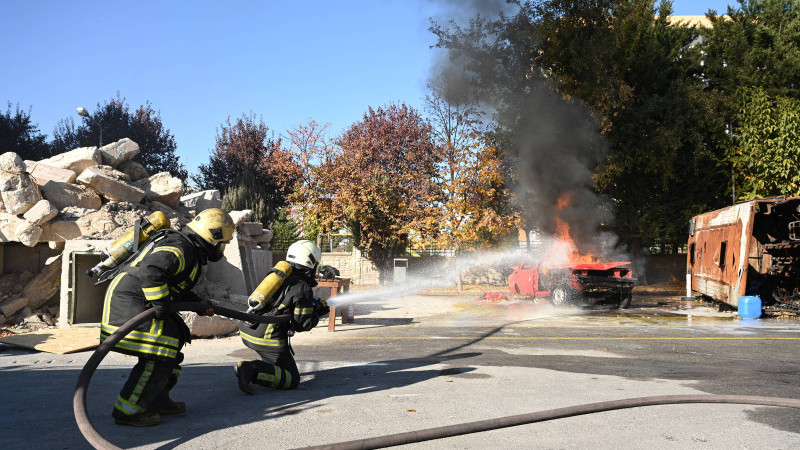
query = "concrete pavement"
(2, 291, 799, 449)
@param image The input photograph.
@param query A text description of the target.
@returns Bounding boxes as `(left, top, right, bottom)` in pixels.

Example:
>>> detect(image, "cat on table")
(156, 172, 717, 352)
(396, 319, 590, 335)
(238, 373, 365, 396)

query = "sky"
(1, 0, 736, 180)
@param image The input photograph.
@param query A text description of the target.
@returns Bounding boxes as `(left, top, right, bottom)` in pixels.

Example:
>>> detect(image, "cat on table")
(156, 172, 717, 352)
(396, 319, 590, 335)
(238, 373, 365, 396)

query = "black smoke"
(429, 0, 616, 257)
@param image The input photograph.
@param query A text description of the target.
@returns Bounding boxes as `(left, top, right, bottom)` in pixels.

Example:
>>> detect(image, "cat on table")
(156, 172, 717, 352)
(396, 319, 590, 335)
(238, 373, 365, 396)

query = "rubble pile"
(0, 138, 275, 336)
(0, 256, 62, 330)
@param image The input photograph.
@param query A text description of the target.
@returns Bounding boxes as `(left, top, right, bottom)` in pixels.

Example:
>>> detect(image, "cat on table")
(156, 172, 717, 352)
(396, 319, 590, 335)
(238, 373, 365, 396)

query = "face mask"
(207, 242, 226, 262)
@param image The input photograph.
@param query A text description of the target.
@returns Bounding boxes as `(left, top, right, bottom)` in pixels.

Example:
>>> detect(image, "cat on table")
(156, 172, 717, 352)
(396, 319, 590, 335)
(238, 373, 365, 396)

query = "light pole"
(76, 107, 103, 147)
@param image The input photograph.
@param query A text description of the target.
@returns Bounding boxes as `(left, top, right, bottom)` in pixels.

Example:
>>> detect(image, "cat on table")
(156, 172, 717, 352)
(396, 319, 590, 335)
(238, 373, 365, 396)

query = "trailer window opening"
(719, 241, 727, 268)
(689, 243, 695, 266)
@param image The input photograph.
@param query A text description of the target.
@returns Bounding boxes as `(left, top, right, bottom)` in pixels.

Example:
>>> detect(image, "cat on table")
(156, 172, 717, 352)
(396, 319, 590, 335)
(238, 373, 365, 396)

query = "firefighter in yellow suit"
(101, 208, 233, 426)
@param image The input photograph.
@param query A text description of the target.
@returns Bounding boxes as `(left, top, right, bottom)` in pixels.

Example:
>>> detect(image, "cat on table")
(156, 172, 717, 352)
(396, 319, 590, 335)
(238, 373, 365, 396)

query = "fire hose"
(73, 301, 291, 450)
(296, 394, 800, 450)
(74, 305, 800, 450)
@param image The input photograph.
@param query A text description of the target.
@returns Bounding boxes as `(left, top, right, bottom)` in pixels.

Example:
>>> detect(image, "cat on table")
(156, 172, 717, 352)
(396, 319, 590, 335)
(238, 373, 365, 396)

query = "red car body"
(508, 260, 636, 308)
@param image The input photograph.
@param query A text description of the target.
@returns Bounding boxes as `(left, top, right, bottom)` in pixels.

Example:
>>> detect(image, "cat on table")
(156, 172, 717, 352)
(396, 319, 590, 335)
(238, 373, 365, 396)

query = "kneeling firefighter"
(101, 208, 234, 426)
(235, 239, 330, 394)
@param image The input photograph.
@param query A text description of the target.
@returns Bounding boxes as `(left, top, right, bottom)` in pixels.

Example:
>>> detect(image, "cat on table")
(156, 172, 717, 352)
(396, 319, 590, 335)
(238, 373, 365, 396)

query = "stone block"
(148, 200, 177, 214)
(181, 313, 239, 338)
(15, 221, 43, 247)
(39, 147, 101, 173)
(22, 259, 61, 310)
(91, 165, 131, 182)
(40, 209, 123, 242)
(0, 212, 25, 242)
(117, 160, 149, 181)
(77, 167, 145, 203)
(228, 210, 252, 226)
(0, 296, 28, 318)
(239, 222, 264, 236)
(23, 199, 58, 225)
(253, 229, 273, 243)
(24, 160, 77, 185)
(98, 138, 140, 167)
(206, 230, 248, 295)
(134, 172, 185, 208)
(0, 152, 39, 215)
(40, 181, 102, 210)
(40, 220, 82, 242)
(180, 190, 222, 211)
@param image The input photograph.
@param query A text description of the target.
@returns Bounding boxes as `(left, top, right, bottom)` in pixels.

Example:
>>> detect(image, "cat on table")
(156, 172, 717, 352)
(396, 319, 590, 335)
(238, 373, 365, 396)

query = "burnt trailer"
(687, 196, 800, 309)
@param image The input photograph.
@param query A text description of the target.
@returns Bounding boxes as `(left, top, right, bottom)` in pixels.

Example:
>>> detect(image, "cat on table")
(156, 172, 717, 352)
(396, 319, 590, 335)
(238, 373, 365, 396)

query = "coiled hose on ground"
(74, 304, 800, 450)
(73, 301, 291, 450)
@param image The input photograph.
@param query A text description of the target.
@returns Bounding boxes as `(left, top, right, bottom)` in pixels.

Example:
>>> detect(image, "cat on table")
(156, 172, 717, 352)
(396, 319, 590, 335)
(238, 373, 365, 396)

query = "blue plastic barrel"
(738, 296, 762, 319)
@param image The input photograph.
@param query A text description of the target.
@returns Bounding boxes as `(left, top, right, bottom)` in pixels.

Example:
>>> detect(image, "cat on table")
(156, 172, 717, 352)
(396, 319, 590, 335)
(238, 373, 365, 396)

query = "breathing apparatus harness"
(91, 227, 200, 287)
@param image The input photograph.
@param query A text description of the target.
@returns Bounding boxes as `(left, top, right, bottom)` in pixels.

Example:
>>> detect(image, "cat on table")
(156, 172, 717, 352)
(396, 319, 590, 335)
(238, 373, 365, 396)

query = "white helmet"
(286, 239, 321, 270)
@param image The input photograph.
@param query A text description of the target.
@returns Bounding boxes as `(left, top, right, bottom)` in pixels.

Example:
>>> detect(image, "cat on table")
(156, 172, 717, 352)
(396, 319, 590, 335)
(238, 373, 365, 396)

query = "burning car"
(508, 260, 636, 308)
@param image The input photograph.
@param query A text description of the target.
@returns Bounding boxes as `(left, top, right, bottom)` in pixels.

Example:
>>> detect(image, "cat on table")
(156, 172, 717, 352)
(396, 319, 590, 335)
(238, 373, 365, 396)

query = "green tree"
(703, 0, 800, 99)
(50, 94, 188, 181)
(732, 87, 800, 198)
(220, 167, 272, 225)
(0, 103, 51, 160)
(269, 208, 301, 251)
(702, 0, 800, 202)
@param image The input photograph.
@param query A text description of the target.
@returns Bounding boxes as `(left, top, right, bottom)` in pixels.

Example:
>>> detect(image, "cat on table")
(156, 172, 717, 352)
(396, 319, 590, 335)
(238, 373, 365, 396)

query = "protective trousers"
(112, 353, 183, 419)
(250, 346, 300, 390)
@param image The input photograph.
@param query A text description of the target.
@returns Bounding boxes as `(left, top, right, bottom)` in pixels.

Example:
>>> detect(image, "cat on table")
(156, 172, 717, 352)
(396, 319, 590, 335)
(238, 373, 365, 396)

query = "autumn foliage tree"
(328, 104, 440, 283)
(285, 120, 338, 241)
(425, 82, 518, 255)
(194, 113, 299, 226)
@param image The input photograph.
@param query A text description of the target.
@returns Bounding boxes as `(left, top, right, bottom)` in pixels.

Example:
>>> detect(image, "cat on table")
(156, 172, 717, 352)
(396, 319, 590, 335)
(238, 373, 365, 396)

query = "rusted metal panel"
(688, 196, 800, 309)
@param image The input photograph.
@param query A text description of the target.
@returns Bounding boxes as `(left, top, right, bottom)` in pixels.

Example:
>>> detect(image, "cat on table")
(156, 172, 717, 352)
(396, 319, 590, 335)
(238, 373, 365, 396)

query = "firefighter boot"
(149, 394, 186, 415)
(234, 361, 257, 395)
(149, 373, 186, 415)
(113, 410, 161, 427)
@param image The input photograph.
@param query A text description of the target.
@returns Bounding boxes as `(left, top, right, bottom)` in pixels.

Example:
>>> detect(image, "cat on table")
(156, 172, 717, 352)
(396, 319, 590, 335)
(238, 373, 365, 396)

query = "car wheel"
(617, 291, 632, 309)
(550, 286, 571, 307)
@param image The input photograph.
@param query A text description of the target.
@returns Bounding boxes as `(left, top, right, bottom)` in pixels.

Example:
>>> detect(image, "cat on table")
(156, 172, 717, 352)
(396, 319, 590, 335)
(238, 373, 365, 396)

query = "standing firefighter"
(101, 208, 234, 426)
(235, 239, 330, 393)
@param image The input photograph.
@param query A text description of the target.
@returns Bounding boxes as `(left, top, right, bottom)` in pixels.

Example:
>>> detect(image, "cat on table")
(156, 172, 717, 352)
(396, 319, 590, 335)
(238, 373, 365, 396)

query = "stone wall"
(320, 249, 380, 285)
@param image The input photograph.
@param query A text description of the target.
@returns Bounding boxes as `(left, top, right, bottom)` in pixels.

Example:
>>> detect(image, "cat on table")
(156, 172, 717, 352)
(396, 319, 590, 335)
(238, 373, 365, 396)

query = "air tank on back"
(86, 211, 170, 277)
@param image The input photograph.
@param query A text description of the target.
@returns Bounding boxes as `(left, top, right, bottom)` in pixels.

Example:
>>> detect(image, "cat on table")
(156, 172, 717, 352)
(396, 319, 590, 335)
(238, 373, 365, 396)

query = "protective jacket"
(101, 229, 204, 362)
(239, 272, 319, 350)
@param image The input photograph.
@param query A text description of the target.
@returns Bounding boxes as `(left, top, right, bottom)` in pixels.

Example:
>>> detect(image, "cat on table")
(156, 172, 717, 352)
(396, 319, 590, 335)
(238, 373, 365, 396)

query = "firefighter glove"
(198, 299, 214, 317)
(313, 297, 330, 317)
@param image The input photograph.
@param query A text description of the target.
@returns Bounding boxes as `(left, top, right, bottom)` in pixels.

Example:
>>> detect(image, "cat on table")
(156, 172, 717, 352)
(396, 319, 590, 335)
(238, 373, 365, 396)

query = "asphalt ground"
(2, 291, 800, 449)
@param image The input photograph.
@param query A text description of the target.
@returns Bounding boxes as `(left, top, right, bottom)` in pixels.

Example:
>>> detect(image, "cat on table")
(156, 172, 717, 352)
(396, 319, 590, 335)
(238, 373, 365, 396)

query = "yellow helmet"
(186, 208, 234, 245)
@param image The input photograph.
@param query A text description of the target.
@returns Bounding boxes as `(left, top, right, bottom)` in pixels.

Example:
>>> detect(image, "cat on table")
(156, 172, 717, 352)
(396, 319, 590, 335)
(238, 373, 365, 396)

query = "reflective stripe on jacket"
(100, 230, 202, 362)
(238, 274, 319, 351)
